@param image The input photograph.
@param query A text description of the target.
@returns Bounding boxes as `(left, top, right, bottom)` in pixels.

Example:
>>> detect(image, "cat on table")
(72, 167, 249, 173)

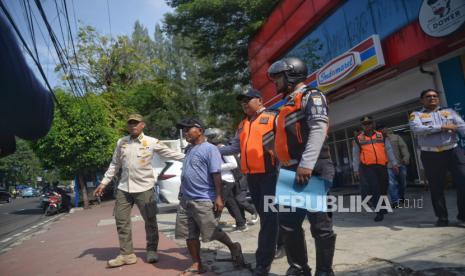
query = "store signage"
(419, 0, 465, 37)
(317, 52, 361, 86)
(305, 35, 385, 94)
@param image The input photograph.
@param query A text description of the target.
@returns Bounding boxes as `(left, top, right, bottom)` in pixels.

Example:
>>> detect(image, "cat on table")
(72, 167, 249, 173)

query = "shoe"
(232, 225, 249, 232)
(391, 202, 400, 209)
(146, 250, 159, 263)
(374, 213, 384, 222)
(248, 213, 259, 225)
(286, 264, 312, 276)
(107, 253, 137, 268)
(230, 242, 245, 268)
(274, 245, 286, 259)
(435, 219, 449, 227)
(253, 265, 270, 276)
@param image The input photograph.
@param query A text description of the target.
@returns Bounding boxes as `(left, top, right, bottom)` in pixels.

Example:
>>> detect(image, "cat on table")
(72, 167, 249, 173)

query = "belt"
(420, 143, 457, 152)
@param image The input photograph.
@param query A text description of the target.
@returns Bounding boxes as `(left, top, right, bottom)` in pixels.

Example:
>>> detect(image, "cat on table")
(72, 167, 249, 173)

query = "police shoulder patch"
(259, 116, 269, 124)
(311, 96, 323, 106)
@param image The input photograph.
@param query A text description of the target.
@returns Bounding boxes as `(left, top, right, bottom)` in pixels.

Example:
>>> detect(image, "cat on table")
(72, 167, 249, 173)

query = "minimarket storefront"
(249, 0, 465, 186)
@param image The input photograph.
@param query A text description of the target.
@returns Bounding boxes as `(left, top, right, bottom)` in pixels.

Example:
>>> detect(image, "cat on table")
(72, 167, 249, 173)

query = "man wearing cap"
(219, 88, 278, 276)
(174, 119, 244, 275)
(93, 114, 185, 268)
(352, 116, 399, 222)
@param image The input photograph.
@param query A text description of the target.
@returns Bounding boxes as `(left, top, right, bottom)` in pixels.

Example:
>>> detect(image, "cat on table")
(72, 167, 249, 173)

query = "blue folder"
(274, 168, 331, 212)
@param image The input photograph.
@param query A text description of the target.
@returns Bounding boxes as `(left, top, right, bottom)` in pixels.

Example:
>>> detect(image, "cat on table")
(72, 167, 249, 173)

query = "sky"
(4, 0, 173, 87)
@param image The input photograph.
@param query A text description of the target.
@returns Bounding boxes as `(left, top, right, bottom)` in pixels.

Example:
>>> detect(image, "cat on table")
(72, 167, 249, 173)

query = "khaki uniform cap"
(127, 114, 144, 122)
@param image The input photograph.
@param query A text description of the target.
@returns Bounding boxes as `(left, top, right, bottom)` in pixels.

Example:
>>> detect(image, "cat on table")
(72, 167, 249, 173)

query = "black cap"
(360, 116, 373, 123)
(236, 88, 262, 101)
(176, 118, 205, 130)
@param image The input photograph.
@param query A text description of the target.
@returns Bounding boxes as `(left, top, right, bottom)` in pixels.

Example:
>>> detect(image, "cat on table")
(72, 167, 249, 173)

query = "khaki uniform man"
(94, 114, 184, 267)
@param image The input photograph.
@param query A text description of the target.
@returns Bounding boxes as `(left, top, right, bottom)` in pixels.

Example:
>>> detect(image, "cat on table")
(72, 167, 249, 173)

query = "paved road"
(0, 197, 62, 253)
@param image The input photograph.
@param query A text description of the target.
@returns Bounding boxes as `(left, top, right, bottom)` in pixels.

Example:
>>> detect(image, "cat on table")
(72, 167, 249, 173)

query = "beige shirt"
(101, 133, 185, 193)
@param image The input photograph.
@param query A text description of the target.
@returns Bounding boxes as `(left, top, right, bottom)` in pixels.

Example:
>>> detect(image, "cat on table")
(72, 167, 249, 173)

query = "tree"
(164, 0, 279, 91)
(0, 139, 43, 187)
(63, 25, 161, 92)
(31, 90, 122, 208)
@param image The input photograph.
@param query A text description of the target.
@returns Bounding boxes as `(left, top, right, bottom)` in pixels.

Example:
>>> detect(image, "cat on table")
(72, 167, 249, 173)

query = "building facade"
(249, 0, 465, 186)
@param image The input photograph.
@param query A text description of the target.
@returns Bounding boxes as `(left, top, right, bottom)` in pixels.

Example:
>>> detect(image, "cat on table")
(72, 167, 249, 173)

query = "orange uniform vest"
(275, 91, 330, 163)
(238, 110, 277, 174)
(356, 131, 388, 166)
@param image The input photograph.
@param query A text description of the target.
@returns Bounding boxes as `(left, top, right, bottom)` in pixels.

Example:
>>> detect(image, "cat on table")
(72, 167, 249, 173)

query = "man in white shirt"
(93, 114, 184, 267)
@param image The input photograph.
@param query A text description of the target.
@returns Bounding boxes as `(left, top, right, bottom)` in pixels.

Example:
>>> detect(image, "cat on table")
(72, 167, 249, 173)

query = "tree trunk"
(78, 174, 89, 209)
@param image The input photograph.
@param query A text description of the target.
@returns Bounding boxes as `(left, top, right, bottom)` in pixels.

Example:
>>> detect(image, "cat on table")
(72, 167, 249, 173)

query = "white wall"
(329, 67, 437, 128)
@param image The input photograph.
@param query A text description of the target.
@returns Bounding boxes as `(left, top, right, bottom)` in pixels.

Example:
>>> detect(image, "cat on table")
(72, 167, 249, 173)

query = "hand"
(392, 166, 400, 175)
(214, 196, 224, 216)
(296, 167, 312, 185)
(442, 123, 457, 132)
(93, 184, 106, 197)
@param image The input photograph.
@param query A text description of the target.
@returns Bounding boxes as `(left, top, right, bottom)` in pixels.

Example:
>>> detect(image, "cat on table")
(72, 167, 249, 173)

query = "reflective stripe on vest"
(357, 131, 388, 166)
(275, 92, 308, 162)
(239, 111, 276, 174)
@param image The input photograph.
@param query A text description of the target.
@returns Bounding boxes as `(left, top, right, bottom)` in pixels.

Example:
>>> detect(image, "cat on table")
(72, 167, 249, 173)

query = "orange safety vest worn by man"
(268, 57, 336, 276)
(352, 116, 398, 222)
(219, 88, 278, 276)
(356, 131, 388, 166)
(238, 109, 276, 174)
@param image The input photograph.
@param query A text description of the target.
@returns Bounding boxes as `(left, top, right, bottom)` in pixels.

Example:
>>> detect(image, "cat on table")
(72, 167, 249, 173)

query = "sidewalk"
(165, 188, 465, 275)
(0, 201, 211, 276)
(0, 188, 464, 275)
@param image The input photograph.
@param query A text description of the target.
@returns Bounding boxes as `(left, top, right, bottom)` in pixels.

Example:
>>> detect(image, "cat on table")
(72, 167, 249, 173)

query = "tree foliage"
(164, 0, 279, 91)
(0, 139, 43, 186)
(31, 91, 121, 177)
(31, 90, 122, 207)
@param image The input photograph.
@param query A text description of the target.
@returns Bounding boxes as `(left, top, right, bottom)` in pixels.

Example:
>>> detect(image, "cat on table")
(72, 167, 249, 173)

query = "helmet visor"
(267, 60, 290, 78)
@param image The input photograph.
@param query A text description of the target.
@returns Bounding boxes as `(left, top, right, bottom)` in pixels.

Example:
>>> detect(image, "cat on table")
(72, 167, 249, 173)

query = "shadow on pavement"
(9, 208, 44, 215)
(337, 259, 465, 275)
(76, 246, 191, 271)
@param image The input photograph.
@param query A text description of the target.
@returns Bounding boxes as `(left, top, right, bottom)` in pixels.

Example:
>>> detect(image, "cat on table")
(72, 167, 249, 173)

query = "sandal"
(230, 242, 245, 268)
(179, 266, 207, 276)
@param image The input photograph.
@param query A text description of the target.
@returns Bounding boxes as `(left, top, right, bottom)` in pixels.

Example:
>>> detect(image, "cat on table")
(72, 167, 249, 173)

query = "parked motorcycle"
(41, 191, 63, 216)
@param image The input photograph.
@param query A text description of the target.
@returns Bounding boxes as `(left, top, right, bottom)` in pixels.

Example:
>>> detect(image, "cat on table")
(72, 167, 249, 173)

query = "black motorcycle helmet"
(267, 57, 308, 93)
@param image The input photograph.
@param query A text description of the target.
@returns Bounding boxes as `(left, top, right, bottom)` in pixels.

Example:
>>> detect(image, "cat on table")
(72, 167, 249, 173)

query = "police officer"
(219, 88, 278, 276)
(409, 89, 465, 227)
(268, 57, 336, 276)
(352, 116, 398, 222)
(93, 114, 185, 267)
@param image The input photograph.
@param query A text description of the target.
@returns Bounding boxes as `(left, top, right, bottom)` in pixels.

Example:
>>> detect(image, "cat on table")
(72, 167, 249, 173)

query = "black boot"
(314, 235, 336, 276)
(281, 226, 312, 276)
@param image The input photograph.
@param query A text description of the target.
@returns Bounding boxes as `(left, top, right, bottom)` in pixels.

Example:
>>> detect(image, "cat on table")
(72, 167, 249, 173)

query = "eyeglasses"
(424, 95, 439, 99)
